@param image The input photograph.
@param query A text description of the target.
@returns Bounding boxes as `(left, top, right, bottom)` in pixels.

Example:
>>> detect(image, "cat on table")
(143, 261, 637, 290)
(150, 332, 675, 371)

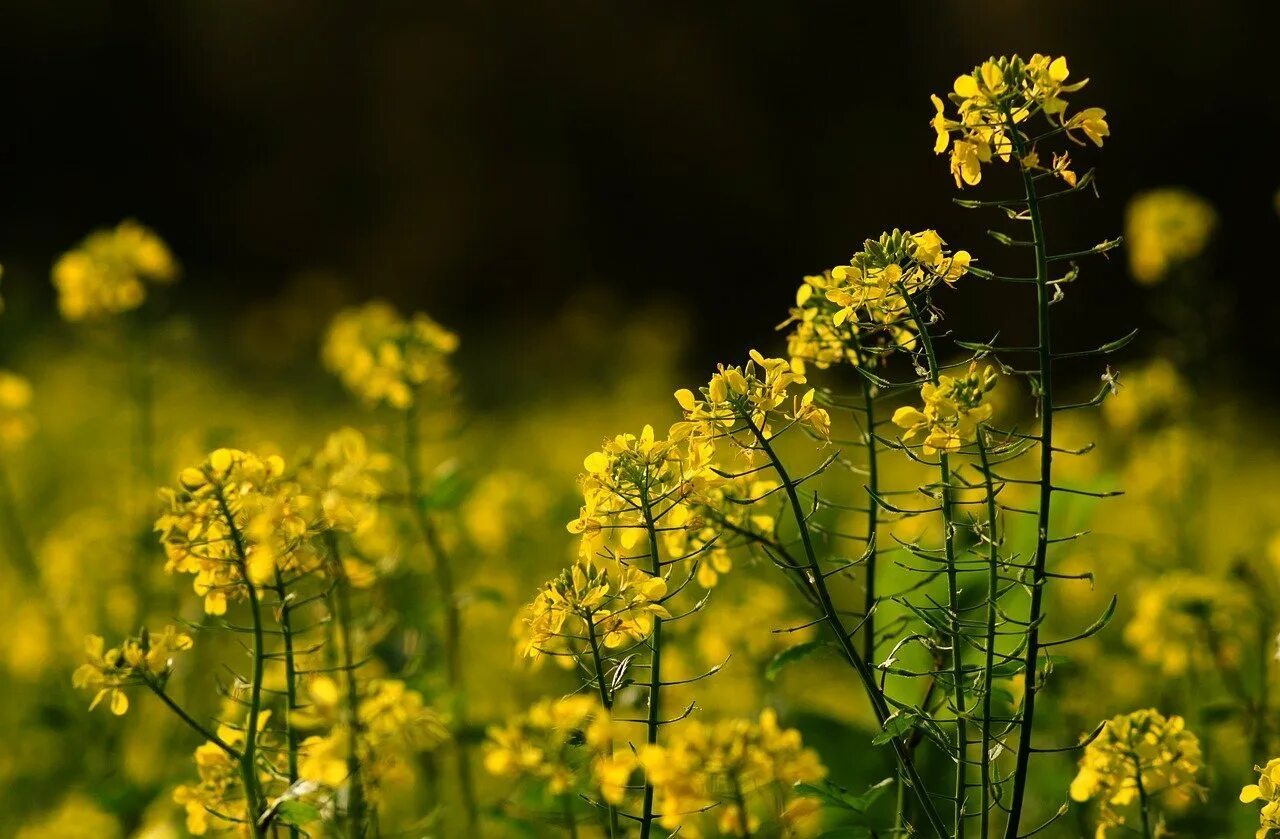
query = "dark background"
(0, 1, 1272, 386)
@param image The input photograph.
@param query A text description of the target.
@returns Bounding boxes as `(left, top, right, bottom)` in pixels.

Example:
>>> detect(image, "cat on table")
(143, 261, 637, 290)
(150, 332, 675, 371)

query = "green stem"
(859, 373, 881, 664)
(216, 488, 267, 838)
(638, 488, 666, 839)
(563, 795, 580, 839)
(326, 534, 370, 838)
(403, 402, 477, 830)
(146, 682, 242, 760)
(585, 612, 620, 839)
(1132, 756, 1152, 839)
(977, 430, 1000, 838)
(900, 286, 967, 838)
(730, 773, 753, 839)
(272, 568, 301, 839)
(1003, 120, 1056, 839)
(742, 410, 948, 838)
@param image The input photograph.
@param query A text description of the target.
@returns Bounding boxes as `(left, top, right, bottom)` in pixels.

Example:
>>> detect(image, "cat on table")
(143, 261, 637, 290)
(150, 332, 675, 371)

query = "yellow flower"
(322, 300, 458, 409)
(156, 449, 323, 613)
(1070, 709, 1203, 836)
(1122, 572, 1248, 677)
(1241, 757, 1280, 839)
(892, 363, 998, 455)
(0, 371, 36, 450)
(71, 627, 192, 715)
(641, 709, 826, 836)
(673, 351, 829, 445)
(483, 696, 617, 800)
(931, 54, 1099, 188)
(518, 560, 671, 663)
(1124, 188, 1217, 284)
(51, 220, 177, 321)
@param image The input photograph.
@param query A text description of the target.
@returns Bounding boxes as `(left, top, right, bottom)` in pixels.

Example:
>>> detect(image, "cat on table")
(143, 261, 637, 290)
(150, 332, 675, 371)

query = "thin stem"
(585, 612, 620, 839)
(403, 401, 477, 831)
(563, 795, 580, 839)
(1003, 118, 1056, 839)
(900, 287, 967, 838)
(741, 409, 948, 838)
(273, 567, 301, 839)
(977, 430, 1000, 838)
(639, 487, 666, 839)
(216, 488, 267, 838)
(146, 681, 241, 760)
(731, 773, 753, 839)
(1132, 756, 1152, 839)
(325, 533, 369, 838)
(859, 367, 881, 664)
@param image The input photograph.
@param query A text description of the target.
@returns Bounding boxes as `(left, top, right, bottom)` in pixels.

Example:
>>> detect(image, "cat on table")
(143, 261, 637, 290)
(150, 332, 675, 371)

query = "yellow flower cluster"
(825, 229, 970, 337)
(1122, 572, 1248, 676)
(51, 220, 178, 321)
(483, 695, 617, 799)
(156, 448, 320, 614)
(1070, 709, 1202, 836)
(1241, 758, 1280, 839)
(298, 677, 448, 797)
(892, 363, 998, 454)
(641, 709, 826, 837)
(1125, 188, 1217, 284)
(518, 560, 670, 663)
(0, 371, 36, 450)
(673, 350, 831, 445)
(173, 710, 272, 836)
(71, 626, 193, 715)
(931, 54, 1108, 188)
(669, 474, 778, 588)
(322, 300, 458, 409)
(780, 272, 863, 374)
(567, 423, 714, 560)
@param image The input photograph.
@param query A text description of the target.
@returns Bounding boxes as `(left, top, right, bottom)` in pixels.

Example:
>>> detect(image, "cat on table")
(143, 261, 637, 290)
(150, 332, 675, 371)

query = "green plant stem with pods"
(729, 393, 950, 837)
(637, 486, 667, 839)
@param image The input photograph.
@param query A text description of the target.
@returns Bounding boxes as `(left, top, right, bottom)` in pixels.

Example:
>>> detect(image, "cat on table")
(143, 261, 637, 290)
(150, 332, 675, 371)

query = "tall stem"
(1132, 757, 1153, 839)
(272, 567, 301, 839)
(325, 534, 369, 837)
(1003, 123, 1055, 839)
(216, 489, 266, 838)
(742, 412, 948, 837)
(585, 614, 620, 839)
(900, 287, 967, 837)
(859, 373, 881, 664)
(638, 488, 666, 839)
(403, 402, 477, 830)
(976, 431, 1000, 837)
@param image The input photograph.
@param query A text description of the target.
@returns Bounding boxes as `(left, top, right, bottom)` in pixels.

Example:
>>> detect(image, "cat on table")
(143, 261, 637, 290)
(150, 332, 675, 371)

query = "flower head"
(892, 363, 998, 455)
(52, 220, 178, 321)
(1241, 758, 1280, 839)
(932, 55, 1106, 188)
(0, 371, 36, 450)
(156, 449, 323, 614)
(1125, 188, 1217, 284)
(641, 709, 826, 836)
(72, 626, 192, 715)
(1070, 709, 1203, 836)
(322, 301, 458, 409)
(483, 696, 617, 800)
(673, 351, 830, 447)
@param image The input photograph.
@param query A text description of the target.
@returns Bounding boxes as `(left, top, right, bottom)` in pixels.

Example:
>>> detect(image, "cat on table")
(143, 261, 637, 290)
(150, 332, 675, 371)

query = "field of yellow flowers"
(2, 53, 1278, 839)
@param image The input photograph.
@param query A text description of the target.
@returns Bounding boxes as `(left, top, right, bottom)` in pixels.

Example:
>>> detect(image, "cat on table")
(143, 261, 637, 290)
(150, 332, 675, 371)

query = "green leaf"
(765, 640, 829, 682)
(275, 800, 321, 827)
(872, 710, 919, 746)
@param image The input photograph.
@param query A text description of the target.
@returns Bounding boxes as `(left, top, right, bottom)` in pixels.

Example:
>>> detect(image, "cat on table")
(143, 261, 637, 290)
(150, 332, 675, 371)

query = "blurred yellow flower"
(322, 300, 458, 409)
(51, 220, 177, 321)
(1125, 188, 1217, 284)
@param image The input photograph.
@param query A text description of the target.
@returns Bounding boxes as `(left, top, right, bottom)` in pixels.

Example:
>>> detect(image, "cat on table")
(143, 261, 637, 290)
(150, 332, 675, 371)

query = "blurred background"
(1, 0, 1276, 389)
(0, 2, 1277, 837)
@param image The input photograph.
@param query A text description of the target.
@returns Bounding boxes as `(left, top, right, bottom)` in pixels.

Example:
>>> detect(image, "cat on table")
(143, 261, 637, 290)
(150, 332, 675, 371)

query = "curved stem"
(741, 410, 948, 838)
(1003, 121, 1055, 839)
(215, 489, 267, 838)
(403, 402, 477, 830)
(146, 682, 242, 760)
